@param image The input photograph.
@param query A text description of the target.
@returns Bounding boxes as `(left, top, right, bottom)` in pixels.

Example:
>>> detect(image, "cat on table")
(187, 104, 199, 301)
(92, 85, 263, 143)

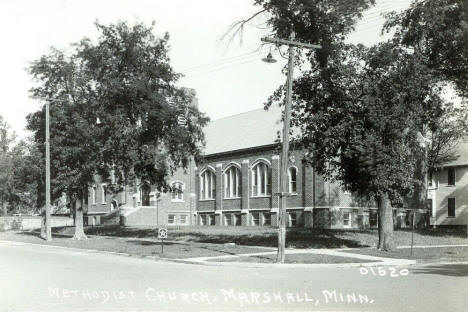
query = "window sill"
(171, 200, 185, 203)
(199, 199, 215, 202)
(447, 216, 456, 218)
(250, 195, 272, 198)
(224, 197, 241, 200)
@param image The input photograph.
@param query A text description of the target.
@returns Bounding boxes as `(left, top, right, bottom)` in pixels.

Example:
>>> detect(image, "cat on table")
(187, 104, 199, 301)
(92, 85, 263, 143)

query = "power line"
(180, 50, 261, 74)
(183, 58, 262, 78)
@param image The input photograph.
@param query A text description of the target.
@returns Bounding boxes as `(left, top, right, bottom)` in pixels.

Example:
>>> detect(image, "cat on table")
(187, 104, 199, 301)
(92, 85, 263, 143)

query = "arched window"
(91, 185, 97, 205)
(200, 170, 216, 200)
(288, 167, 297, 193)
(224, 166, 241, 198)
(101, 184, 107, 204)
(171, 181, 184, 201)
(140, 183, 151, 206)
(251, 162, 271, 196)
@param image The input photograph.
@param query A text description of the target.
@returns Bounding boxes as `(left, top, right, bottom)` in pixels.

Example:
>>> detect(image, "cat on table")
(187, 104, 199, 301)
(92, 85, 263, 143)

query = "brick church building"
(85, 105, 381, 229)
(194, 105, 377, 229)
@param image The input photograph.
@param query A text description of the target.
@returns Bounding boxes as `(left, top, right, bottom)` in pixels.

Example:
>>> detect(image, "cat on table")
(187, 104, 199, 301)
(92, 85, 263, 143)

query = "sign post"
(158, 228, 167, 255)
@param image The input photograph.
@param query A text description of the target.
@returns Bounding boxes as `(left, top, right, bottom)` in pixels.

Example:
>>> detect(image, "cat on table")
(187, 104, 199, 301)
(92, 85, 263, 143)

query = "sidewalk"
(180, 247, 416, 268)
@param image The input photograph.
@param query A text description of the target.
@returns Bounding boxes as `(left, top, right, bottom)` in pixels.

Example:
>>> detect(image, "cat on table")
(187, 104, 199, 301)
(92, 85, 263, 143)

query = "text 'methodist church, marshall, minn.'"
(84, 95, 468, 230)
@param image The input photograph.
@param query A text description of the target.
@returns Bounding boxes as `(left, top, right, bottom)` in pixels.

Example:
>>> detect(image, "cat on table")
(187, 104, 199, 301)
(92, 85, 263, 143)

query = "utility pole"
(44, 99, 52, 241)
(262, 32, 321, 263)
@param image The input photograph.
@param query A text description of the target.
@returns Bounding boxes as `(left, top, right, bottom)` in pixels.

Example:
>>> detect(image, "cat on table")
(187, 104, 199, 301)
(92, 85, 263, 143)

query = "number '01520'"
(359, 267, 409, 277)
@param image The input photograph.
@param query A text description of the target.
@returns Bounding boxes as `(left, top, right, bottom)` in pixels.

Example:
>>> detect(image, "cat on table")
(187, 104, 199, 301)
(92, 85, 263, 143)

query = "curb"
(166, 257, 416, 269)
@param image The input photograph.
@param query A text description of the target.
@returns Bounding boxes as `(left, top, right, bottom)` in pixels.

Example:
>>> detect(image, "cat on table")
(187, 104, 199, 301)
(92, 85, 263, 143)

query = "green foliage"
(26, 21, 209, 202)
(288, 42, 448, 204)
(384, 0, 468, 97)
(0, 116, 17, 210)
(0, 118, 40, 213)
(254, 0, 375, 68)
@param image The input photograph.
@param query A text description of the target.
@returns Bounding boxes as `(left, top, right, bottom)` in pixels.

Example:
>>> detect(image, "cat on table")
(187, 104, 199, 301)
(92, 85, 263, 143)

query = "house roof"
(442, 138, 468, 167)
(203, 106, 283, 156)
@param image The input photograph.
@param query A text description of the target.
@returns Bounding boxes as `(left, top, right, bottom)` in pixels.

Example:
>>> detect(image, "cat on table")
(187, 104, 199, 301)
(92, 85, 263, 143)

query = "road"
(0, 240, 466, 312)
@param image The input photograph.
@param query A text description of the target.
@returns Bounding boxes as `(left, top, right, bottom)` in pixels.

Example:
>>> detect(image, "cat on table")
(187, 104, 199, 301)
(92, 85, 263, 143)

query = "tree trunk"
(40, 205, 46, 239)
(377, 194, 395, 251)
(2, 199, 8, 230)
(72, 197, 87, 240)
(413, 155, 428, 210)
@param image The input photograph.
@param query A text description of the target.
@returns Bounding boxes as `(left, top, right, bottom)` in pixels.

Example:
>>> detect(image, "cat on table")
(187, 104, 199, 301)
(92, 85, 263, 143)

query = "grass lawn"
(343, 246, 468, 261)
(208, 253, 378, 264)
(53, 224, 468, 249)
(0, 231, 267, 259)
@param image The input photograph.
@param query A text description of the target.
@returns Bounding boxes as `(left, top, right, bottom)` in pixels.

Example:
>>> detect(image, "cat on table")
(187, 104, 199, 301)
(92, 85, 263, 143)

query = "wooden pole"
(45, 100, 52, 241)
(277, 31, 295, 264)
(262, 33, 321, 264)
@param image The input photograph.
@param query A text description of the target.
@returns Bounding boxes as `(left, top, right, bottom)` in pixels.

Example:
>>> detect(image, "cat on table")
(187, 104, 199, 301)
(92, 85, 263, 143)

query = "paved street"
(0, 240, 466, 312)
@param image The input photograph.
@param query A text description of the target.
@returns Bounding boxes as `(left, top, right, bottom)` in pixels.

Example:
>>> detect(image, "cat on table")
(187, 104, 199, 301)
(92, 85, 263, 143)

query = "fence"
(0, 216, 74, 231)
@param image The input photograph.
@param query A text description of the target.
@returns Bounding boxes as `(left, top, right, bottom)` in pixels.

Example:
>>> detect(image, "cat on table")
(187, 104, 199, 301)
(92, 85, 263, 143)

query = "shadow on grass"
(125, 239, 177, 246)
(50, 225, 372, 249)
(410, 264, 468, 277)
(16, 230, 59, 239)
(412, 227, 468, 238)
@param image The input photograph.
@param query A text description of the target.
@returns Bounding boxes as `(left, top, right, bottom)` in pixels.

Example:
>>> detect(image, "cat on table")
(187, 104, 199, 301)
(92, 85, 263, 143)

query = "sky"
(0, 0, 413, 140)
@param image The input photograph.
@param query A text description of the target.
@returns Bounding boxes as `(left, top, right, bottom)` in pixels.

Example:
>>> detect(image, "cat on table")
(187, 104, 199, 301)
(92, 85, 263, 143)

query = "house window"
(263, 213, 271, 226)
(140, 184, 151, 206)
(234, 213, 241, 226)
(208, 214, 215, 225)
(343, 212, 351, 228)
(448, 198, 456, 217)
(369, 210, 378, 227)
(224, 213, 232, 226)
(200, 214, 207, 225)
(224, 166, 241, 198)
(121, 185, 127, 203)
(289, 212, 297, 227)
(251, 162, 271, 196)
(200, 170, 216, 200)
(448, 168, 455, 186)
(179, 214, 188, 225)
(288, 167, 297, 193)
(91, 185, 97, 205)
(101, 184, 107, 204)
(252, 212, 260, 226)
(428, 171, 433, 187)
(171, 182, 184, 201)
(167, 214, 175, 225)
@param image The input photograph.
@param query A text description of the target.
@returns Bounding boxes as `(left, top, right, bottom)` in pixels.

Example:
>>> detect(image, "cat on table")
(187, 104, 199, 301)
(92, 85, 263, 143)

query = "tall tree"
(0, 116, 16, 220)
(266, 40, 448, 250)
(384, 0, 468, 214)
(27, 21, 208, 240)
(77, 22, 208, 189)
(384, 0, 468, 97)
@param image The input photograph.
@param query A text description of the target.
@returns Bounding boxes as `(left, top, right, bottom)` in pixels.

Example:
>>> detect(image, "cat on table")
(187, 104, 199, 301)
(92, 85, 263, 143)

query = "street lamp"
(262, 52, 277, 63)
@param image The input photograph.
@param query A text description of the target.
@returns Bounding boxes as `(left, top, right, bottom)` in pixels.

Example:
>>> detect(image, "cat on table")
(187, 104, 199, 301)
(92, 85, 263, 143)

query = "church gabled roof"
(203, 106, 283, 156)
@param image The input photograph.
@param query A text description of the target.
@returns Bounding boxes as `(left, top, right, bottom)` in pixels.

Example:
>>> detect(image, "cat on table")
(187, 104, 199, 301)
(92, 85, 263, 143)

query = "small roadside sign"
(158, 228, 168, 239)
(158, 228, 167, 255)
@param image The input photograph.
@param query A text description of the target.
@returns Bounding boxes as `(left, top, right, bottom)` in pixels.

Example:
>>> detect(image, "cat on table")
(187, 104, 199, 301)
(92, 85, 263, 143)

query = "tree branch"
(219, 9, 267, 47)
